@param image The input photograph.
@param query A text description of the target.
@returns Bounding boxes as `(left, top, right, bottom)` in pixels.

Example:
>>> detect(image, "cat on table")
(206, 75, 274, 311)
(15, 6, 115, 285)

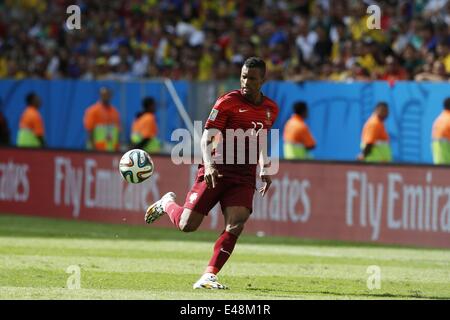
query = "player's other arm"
(258, 142, 272, 197)
(257, 125, 275, 197)
(200, 128, 223, 189)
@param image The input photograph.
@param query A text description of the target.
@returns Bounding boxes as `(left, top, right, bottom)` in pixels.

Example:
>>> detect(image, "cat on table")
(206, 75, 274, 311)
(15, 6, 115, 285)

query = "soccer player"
(145, 57, 279, 289)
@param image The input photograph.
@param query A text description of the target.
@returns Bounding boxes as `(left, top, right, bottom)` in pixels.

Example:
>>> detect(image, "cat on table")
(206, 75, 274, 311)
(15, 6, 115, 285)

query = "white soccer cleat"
(145, 192, 176, 224)
(193, 273, 228, 290)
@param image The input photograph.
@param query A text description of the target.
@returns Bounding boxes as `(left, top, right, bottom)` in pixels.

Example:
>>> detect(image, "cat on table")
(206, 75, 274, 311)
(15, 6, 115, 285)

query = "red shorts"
(183, 170, 255, 216)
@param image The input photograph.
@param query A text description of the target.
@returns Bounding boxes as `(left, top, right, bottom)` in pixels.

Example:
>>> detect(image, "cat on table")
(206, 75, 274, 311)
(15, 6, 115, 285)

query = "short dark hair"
(143, 96, 155, 109)
(376, 101, 388, 110)
(26, 92, 37, 105)
(243, 57, 266, 77)
(293, 101, 308, 116)
(443, 97, 450, 110)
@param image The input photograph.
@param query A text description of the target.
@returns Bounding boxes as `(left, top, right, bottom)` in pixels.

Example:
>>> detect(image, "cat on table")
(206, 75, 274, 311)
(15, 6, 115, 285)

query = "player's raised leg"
(144, 192, 176, 224)
(145, 170, 220, 230)
(145, 193, 204, 231)
(193, 206, 251, 290)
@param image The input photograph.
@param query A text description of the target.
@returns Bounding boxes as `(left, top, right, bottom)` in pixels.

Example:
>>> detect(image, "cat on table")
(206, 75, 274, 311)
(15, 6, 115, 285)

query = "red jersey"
(200, 89, 279, 187)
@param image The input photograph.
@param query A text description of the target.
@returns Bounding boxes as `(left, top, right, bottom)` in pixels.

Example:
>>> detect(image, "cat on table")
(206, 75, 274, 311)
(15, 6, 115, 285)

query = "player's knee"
(179, 221, 198, 232)
(225, 221, 245, 236)
(225, 211, 250, 236)
(178, 216, 200, 232)
(178, 210, 201, 232)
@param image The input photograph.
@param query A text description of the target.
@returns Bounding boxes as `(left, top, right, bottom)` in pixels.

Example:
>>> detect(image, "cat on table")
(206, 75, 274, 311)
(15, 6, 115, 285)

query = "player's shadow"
(0, 214, 445, 252)
(245, 287, 449, 300)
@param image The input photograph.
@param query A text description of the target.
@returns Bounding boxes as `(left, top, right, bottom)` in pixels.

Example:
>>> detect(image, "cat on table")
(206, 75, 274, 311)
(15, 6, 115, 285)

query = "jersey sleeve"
(269, 103, 280, 129)
(204, 96, 231, 131)
(32, 111, 45, 137)
(300, 125, 315, 148)
(83, 106, 95, 131)
(362, 122, 379, 145)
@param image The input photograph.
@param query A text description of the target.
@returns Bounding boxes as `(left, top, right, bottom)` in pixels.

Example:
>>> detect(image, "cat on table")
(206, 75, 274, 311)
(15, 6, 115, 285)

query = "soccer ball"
(119, 149, 154, 184)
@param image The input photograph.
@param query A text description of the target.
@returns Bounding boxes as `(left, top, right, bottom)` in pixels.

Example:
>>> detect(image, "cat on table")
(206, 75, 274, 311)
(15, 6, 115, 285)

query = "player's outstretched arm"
(259, 174, 271, 197)
(200, 129, 223, 189)
(258, 144, 272, 197)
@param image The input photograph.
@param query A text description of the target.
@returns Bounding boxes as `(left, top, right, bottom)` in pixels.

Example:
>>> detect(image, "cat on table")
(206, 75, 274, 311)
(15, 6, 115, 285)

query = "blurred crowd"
(2, 0, 450, 82)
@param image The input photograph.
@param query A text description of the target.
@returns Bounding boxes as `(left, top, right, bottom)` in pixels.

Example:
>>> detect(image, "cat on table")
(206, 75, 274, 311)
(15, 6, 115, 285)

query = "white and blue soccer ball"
(119, 149, 154, 184)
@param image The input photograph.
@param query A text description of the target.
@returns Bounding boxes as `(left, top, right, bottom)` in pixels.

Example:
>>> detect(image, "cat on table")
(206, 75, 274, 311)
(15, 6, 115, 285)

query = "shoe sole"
(145, 193, 176, 224)
(145, 203, 163, 224)
(193, 282, 228, 290)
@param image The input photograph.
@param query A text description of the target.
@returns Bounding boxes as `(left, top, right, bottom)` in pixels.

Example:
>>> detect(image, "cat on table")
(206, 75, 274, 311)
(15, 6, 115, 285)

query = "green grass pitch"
(1, 214, 450, 300)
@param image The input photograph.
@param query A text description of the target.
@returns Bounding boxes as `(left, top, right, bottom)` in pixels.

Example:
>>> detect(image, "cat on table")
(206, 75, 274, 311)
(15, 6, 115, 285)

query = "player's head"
(99, 87, 112, 105)
(293, 101, 308, 118)
(142, 96, 155, 113)
(375, 102, 389, 120)
(26, 92, 40, 108)
(444, 97, 450, 110)
(240, 57, 266, 100)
